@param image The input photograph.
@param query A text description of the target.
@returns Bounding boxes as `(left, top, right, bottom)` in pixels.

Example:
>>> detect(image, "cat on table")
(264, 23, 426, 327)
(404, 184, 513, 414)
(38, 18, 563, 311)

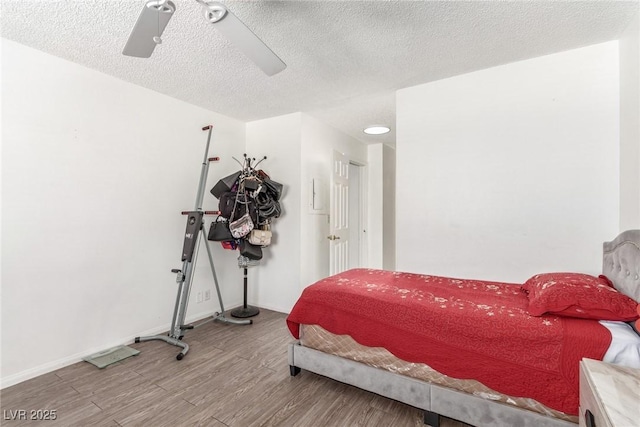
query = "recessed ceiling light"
(363, 126, 390, 135)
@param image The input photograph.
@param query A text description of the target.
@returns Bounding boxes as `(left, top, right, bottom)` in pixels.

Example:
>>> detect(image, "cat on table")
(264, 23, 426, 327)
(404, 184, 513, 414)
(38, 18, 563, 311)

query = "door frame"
(349, 160, 368, 269)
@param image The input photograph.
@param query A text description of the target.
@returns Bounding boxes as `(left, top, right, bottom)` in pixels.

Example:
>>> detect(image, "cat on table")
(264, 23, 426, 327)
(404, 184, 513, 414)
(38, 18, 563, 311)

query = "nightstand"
(579, 358, 640, 427)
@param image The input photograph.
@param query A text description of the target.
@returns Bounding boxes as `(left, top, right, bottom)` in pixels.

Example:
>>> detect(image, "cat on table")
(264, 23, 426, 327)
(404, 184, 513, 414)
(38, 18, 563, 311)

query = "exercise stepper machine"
(135, 125, 250, 360)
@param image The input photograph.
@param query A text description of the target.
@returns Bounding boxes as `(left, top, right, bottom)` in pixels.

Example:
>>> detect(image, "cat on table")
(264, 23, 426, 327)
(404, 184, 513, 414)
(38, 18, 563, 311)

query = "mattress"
(300, 323, 577, 424)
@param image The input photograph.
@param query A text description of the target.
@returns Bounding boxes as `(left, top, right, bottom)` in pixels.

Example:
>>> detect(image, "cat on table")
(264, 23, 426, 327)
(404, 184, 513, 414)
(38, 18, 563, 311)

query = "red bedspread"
(286, 269, 612, 415)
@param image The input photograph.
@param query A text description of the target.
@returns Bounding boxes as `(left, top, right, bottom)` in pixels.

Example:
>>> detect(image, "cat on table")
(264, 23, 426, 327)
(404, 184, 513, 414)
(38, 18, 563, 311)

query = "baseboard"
(0, 310, 222, 389)
(1, 301, 284, 389)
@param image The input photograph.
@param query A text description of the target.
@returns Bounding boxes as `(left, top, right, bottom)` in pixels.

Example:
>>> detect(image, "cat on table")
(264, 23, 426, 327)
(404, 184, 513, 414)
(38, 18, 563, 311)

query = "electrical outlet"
(197, 292, 203, 303)
(204, 290, 211, 301)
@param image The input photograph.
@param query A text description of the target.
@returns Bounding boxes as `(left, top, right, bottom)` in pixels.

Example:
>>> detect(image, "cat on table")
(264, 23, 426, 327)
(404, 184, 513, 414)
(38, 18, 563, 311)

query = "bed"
(286, 230, 640, 427)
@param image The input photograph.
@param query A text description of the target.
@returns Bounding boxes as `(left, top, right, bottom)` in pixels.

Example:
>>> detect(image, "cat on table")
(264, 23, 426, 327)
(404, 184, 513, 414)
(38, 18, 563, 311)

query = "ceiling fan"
(122, 0, 286, 76)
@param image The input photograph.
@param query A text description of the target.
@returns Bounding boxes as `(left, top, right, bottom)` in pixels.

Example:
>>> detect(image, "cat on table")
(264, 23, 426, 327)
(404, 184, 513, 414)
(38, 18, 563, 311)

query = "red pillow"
(522, 272, 639, 321)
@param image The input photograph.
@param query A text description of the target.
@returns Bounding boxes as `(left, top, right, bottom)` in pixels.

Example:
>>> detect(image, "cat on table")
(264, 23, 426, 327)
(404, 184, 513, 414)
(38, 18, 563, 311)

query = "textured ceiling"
(1, 0, 638, 146)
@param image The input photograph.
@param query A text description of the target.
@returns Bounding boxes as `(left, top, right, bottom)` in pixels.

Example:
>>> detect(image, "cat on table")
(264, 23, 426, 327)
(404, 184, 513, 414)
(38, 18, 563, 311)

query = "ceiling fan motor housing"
(147, 0, 175, 14)
(203, 2, 228, 24)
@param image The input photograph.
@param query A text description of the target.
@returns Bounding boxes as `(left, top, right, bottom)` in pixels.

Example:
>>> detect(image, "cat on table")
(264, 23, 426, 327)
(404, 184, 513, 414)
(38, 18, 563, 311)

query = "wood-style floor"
(0, 309, 471, 427)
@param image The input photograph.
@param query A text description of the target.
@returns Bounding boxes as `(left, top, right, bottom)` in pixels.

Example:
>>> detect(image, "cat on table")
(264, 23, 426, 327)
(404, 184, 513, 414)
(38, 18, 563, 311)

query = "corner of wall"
(382, 144, 396, 270)
(367, 144, 384, 268)
(619, 8, 640, 230)
(245, 113, 303, 313)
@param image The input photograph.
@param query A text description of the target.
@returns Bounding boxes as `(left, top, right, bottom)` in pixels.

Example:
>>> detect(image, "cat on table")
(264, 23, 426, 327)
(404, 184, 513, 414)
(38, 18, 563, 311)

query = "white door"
(329, 151, 349, 275)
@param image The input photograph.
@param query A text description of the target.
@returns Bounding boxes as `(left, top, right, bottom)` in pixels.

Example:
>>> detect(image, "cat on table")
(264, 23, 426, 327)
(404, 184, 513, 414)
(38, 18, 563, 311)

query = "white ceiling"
(2, 0, 638, 146)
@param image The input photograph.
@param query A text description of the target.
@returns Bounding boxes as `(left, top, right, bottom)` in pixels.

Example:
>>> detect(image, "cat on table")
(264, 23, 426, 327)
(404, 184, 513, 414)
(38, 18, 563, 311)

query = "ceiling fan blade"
(203, 2, 286, 76)
(123, 0, 176, 58)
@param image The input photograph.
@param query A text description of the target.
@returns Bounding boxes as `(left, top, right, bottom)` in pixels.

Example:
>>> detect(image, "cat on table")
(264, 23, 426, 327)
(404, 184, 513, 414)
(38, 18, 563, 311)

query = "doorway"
(329, 152, 367, 275)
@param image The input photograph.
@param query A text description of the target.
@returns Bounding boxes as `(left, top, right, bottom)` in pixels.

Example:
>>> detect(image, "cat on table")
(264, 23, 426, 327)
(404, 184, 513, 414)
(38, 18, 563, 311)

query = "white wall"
(620, 9, 640, 231)
(244, 113, 368, 313)
(1, 39, 246, 386)
(245, 113, 302, 313)
(382, 145, 396, 270)
(368, 143, 397, 270)
(396, 42, 620, 283)
(367, 144, 384, 269)
(0, 37, 4, 381)
(1, 43, 373, 385)
(300, 114, 367, 285)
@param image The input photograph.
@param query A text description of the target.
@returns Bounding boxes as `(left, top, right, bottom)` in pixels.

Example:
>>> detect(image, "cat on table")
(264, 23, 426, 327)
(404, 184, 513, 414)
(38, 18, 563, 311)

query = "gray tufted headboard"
(603, 230, 640, 303)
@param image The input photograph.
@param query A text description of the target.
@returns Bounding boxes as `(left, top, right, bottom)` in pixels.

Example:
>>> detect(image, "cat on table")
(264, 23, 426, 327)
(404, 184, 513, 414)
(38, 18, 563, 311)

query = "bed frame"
(288, 230, 640, 427)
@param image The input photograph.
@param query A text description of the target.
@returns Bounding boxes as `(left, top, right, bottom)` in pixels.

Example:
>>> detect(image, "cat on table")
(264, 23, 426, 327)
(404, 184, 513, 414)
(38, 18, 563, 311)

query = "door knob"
(327, 235, 341, 241)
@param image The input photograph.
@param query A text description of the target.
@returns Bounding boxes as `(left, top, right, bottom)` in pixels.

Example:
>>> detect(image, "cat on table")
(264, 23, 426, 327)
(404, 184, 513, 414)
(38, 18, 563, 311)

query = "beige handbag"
(248, 229, 272, 247)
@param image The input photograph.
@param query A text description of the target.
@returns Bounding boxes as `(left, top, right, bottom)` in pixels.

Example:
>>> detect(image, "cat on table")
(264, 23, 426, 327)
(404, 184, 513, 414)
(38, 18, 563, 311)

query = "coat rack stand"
(212, 152, 282, 319)
(231, 265, 260, 318)
(135, 125, 250, 361)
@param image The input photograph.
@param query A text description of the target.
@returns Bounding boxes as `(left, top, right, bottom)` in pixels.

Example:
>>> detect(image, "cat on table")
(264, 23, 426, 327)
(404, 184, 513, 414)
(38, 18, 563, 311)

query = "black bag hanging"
(207, 217, 234, 242)
(263, 178, 283, 201)
(218, 191, 237, 219)
(242, 176, 261, 191)
(239, 239, 262, 260)
(255, 192, 281, 220)
(210, 171, 241, 199)
(222, 191, 258, 223)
